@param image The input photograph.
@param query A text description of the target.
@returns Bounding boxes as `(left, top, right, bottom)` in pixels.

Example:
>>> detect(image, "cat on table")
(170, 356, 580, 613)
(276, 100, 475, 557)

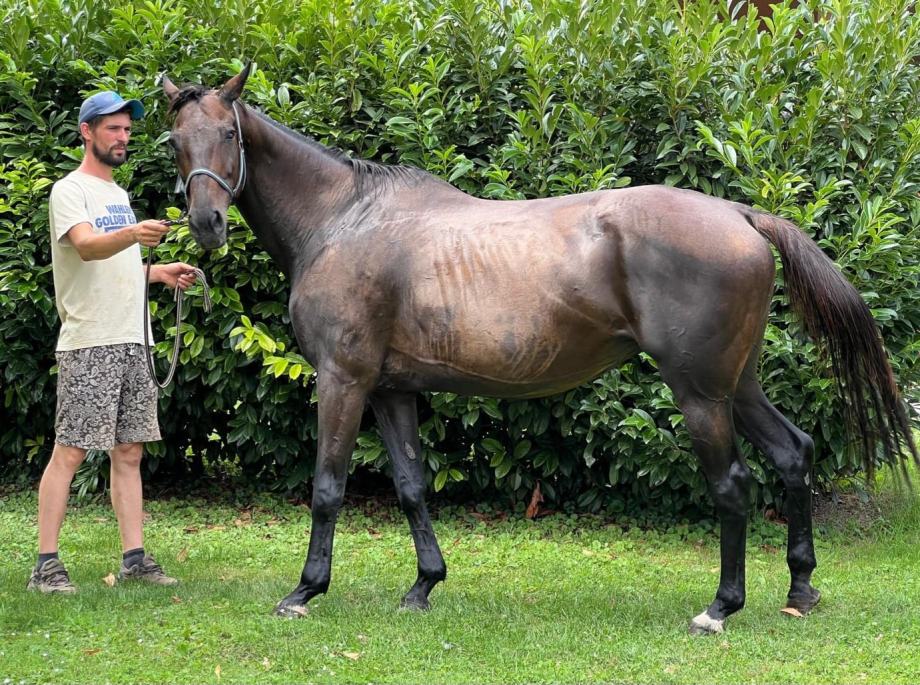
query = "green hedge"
(1, 0, 918, 515)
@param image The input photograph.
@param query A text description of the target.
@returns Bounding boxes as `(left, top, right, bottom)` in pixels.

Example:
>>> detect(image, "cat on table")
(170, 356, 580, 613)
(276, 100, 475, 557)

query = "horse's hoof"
(399, 595, 430, 612)
(688, 611, 724, 635)
(273, 602, 308, 618)
(785, 587, 821, 615)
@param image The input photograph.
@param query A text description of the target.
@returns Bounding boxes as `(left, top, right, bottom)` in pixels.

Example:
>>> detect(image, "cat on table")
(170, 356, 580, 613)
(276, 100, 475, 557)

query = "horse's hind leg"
(652, 338, 753, 634)
(734, 365, 821, 614)
(370, 391, 447, 610)
(668, 385, 752, 635)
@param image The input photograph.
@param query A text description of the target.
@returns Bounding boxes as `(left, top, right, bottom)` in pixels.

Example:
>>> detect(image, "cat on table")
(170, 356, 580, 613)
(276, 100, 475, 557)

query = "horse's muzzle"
(189, 208, 227, 250)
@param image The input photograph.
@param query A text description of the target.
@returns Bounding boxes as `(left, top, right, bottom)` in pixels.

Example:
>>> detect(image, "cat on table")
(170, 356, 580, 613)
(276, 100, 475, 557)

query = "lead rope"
(143, 246, 212, 389)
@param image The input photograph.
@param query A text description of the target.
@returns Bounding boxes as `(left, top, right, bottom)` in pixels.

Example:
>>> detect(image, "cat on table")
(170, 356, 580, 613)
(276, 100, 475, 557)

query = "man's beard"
(92, 142, 127, 167)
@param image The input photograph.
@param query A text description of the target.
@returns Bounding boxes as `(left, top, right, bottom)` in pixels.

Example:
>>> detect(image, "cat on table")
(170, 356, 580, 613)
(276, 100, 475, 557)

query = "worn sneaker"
(117, 555, 179, 586)
(27, 559, 77, 594)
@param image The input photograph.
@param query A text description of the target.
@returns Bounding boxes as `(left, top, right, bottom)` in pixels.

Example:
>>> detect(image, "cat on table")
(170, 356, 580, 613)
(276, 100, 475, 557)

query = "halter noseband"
(175, 100, 246, 200)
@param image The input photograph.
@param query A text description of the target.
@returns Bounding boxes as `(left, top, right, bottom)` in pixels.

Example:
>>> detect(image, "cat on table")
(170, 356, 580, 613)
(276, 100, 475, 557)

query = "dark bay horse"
(163, 66, 917, 634)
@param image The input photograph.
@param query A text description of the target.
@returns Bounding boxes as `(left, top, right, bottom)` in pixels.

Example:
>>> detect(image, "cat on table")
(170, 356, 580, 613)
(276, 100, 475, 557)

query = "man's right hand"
(133, 220, 171, 247)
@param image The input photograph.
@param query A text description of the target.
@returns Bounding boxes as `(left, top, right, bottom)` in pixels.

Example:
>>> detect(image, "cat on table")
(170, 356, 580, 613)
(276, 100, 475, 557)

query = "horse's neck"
(235, 108, 355, 279)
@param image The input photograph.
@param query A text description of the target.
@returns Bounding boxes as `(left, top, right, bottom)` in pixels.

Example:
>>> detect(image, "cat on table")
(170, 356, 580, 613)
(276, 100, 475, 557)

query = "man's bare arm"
(66, 220, 169, 261)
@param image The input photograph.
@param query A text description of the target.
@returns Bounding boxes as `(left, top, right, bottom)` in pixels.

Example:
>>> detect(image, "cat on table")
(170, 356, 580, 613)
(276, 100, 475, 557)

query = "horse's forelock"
(168, 85, 211, 115)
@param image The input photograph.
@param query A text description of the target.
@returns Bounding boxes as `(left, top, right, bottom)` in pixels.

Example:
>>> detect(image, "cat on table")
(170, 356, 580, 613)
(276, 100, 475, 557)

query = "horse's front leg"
(274, 365, 371, 617)
(370, 391, 446, 610)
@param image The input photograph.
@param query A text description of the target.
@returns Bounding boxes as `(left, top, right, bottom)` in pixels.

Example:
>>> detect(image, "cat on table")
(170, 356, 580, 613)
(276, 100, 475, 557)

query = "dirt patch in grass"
(811, 489, 882, 531)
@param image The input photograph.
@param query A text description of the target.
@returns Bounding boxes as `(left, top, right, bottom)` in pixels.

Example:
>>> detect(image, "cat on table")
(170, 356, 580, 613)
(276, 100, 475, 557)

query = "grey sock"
(36, 552, 59, 570)
(122, 547, 144, 567)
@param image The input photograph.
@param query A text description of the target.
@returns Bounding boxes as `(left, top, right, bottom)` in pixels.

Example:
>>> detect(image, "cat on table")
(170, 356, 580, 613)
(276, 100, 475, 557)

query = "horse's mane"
(169, 84, 438, 198)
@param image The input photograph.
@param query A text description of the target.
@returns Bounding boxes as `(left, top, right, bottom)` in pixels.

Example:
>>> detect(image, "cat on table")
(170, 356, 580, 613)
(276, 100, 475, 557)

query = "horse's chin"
(190, 230, 227, 251)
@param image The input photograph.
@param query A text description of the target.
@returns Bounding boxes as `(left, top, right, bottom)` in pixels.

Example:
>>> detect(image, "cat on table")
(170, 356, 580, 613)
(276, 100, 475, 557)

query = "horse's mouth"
(193, 232, 227, 250)
(189, 210, 228, 250)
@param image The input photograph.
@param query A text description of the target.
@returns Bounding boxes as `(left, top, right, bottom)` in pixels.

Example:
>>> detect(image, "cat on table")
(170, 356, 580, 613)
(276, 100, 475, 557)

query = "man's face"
(82, 111, 133, 167)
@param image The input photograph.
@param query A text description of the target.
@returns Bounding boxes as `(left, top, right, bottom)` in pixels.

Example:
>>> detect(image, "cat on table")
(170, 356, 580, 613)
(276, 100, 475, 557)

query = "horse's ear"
(162, 75, 179, 105)
(219, 62, 251, 103)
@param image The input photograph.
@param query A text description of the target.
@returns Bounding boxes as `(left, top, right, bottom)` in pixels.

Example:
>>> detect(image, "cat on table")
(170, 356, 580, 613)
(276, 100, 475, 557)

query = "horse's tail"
(744, 209, 918, 478)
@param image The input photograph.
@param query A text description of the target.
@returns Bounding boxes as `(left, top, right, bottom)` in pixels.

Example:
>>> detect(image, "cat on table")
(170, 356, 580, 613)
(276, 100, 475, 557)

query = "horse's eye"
(167, 136, 180, 151)
(225, 129, 236, 140)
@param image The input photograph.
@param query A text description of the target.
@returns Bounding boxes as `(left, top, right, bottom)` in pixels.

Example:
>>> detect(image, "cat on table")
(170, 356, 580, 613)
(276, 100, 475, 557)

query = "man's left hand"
(153, 262, 199, 291)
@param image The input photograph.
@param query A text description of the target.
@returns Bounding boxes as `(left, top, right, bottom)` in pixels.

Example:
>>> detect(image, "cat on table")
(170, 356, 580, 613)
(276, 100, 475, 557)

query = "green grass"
(1, 487, 919, 684)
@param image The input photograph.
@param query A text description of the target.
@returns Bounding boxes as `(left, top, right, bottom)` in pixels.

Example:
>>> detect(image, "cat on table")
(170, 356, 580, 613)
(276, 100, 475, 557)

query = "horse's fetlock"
(718, 589, 746, 614)
(424, 562, 447, 582)
(304, 578, 330, 596)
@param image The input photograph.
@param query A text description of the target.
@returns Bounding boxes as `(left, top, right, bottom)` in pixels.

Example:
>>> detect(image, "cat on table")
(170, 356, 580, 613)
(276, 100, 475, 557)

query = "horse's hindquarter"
(380, 191, 643, 398)
(602, 186, 776, 394)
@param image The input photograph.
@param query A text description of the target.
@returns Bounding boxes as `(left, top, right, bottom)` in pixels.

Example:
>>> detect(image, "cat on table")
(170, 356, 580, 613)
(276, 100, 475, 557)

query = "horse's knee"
(311, 478, 346, 522)
(395, 476, 427, 513)
(710, 461, 752, 516)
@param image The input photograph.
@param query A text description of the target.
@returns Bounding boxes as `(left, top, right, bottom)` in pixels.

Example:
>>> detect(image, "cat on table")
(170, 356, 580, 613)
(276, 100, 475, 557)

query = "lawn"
(1, 484, 918, 684)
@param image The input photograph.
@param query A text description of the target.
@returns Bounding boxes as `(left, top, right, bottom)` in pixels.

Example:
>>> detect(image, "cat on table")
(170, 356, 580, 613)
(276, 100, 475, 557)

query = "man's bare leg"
(37, 443, 87, 553)
(110, 442, 144, 552)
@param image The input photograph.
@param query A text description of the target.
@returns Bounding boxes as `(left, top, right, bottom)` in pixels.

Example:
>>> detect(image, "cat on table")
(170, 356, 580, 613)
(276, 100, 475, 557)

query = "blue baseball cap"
(78, 91, 145, 126)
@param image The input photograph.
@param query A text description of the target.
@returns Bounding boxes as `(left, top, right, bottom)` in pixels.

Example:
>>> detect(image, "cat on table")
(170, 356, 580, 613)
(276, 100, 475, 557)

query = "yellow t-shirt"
(48, 170, 152, 351)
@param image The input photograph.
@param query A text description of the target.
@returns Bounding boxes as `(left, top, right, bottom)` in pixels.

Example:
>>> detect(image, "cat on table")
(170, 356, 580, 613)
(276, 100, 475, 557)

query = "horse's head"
(162, 64, 251, 250)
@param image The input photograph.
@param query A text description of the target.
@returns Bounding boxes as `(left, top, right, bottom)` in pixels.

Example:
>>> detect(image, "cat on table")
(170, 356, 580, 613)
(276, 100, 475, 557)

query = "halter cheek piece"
(174, 100, 246, 200)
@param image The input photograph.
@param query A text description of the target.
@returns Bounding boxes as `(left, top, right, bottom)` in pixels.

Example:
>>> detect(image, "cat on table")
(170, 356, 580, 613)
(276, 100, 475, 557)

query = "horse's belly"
(377, 202, 639, 396)
(381, 314, 639, 399)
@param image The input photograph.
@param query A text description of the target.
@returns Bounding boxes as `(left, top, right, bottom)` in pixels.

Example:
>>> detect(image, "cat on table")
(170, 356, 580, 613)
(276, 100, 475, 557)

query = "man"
(29, 90, 197, 593)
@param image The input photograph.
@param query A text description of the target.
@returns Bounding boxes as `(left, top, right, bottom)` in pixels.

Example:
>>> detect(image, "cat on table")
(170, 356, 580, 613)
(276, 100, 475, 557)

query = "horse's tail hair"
(745, 209, 917, 479)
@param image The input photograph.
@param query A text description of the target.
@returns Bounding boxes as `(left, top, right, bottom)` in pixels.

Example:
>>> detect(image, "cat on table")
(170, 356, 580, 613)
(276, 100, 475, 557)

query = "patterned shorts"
(55, 344, 161, 450)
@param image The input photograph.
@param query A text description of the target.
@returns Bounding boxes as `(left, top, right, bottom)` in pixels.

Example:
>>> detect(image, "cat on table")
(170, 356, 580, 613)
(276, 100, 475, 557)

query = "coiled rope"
(143, 244, 212, 389)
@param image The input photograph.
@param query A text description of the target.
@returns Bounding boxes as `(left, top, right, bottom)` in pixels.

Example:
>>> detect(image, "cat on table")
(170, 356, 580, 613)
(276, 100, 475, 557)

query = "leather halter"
(175, 100, 246, 200)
